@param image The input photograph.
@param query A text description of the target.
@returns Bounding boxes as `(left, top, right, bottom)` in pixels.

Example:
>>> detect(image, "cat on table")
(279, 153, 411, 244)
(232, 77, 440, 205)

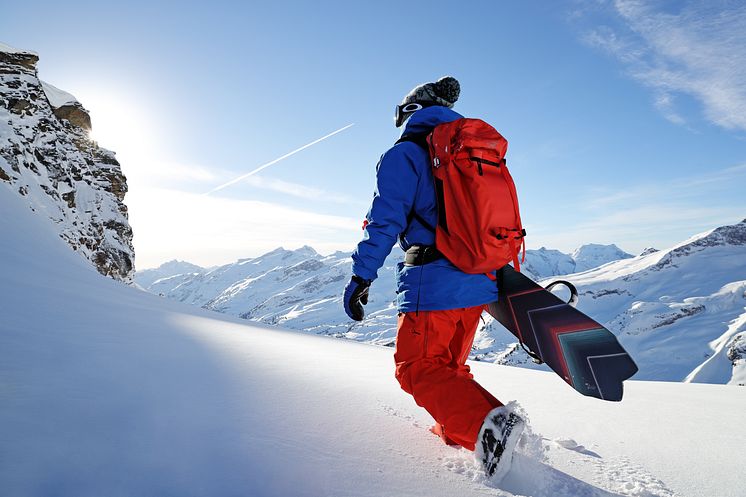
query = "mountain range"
(135, 244, 631, 348)
(136, 227, 746, 385)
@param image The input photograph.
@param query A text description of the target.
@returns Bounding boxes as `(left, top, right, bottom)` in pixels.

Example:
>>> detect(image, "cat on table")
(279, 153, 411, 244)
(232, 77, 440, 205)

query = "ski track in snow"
(380, 399, 678, 497)
(379, 403, 676, 497)
(589, 456, 676, 497)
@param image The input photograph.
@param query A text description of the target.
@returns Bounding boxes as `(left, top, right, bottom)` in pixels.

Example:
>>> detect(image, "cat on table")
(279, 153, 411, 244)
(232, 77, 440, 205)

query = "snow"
(134, 243, 632, 352)
(137, 229, 746, 383)
(40, 80, 80, 108)
(571, 244, 633, 273)
(2, 183, 746, 496)
(135, 259, 204, 288)
(559, 222, 746, 383)
(0, 41, 37, 55)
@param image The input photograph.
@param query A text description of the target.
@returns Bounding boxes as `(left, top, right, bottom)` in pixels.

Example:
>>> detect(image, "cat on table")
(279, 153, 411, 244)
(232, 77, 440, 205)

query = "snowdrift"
(1, 187, 744, 497)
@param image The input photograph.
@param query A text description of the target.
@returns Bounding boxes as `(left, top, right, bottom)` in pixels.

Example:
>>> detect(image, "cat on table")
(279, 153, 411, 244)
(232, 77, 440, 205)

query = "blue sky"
(2, 0, 745, 268)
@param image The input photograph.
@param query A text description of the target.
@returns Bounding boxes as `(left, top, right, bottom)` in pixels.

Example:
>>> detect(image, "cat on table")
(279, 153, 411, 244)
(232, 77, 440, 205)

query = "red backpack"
(403, 118, 526, 273)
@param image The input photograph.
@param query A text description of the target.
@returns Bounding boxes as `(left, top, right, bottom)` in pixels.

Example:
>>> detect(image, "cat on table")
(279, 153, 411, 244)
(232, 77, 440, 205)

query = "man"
(343, 77, 524, 480)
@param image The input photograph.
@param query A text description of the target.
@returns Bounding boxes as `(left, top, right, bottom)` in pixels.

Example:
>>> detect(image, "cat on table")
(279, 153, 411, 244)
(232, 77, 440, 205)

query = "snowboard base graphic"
(486, 265, 638, 401)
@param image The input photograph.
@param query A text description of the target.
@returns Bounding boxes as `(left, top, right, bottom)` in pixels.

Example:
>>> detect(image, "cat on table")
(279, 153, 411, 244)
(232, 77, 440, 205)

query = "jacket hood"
(401, 106, 463, 136)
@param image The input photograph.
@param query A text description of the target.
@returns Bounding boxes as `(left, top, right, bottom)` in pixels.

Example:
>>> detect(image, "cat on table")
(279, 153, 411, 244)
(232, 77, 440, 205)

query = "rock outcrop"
(0, 42, 134, 282)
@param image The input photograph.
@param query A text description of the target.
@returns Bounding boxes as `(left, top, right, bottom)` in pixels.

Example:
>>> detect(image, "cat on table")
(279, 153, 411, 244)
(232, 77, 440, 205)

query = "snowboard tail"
(487, 265, 638, 401)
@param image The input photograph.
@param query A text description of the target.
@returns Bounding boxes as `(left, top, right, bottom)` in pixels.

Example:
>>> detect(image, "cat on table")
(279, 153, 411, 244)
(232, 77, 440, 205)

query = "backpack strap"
(396, 133, 437, 234)
(395, 132, 430, 151)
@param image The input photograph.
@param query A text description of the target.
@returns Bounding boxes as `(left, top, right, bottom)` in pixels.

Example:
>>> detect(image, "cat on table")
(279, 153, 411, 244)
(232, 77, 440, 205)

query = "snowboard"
(486, 265, 638, 401)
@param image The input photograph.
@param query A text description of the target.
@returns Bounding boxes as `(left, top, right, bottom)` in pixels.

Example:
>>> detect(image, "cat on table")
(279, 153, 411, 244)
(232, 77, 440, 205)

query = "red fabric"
(430, 422, 460, 446)
(427, 118, 525, 274)
(394, 306, 502, 451)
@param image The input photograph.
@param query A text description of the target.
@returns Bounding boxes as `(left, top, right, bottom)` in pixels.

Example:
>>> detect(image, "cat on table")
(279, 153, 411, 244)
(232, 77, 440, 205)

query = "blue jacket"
(351, 106, 499, 312)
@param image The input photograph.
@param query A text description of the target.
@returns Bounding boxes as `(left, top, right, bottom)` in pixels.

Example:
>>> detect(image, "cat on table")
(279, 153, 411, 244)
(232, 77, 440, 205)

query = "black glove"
(343, 275, 371, 321)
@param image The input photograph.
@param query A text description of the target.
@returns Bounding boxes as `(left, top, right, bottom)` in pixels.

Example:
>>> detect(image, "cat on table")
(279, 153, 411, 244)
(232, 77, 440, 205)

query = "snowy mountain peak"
(570, 244, 633, 273)
(648, 219, 746, 274)
(690, 219, 746, 247)
(520, 244, 633, 279)
(521, 247, 576, 279)
(158, 259, 204, 273)
(297, 245, 319, 256)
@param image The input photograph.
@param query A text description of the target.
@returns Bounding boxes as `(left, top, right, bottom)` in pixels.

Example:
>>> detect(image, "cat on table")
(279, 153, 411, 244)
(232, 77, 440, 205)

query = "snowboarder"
(343, 76, 524, 480)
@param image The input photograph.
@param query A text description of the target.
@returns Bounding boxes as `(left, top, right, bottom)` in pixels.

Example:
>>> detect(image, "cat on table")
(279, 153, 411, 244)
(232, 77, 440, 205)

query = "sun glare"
(79, 90, 155, 154)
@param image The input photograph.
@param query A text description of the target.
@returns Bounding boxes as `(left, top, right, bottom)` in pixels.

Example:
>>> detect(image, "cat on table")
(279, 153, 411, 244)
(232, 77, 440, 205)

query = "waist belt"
(404, 245, 444, 266)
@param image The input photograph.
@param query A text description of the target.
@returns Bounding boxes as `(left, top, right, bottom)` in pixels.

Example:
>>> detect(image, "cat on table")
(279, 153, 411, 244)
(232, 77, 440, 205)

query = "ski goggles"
(394, 102, 426, 127)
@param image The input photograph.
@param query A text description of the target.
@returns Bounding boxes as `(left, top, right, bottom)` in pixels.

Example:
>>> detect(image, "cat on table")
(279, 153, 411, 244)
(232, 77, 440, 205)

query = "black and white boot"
(475, 406, 525, 481)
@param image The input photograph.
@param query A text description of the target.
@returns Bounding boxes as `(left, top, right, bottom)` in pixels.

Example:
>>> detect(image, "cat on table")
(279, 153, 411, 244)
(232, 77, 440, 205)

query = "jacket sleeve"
(351, 145, 420, 281)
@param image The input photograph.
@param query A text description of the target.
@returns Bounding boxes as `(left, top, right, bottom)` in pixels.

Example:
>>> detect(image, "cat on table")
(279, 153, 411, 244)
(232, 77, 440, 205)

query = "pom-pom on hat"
(395, 76, 460, 127)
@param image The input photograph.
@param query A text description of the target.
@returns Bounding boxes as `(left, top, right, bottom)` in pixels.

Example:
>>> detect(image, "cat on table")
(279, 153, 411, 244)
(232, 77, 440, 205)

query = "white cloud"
(653, 92, 685, 126)
(241, 175, 356, 204)
(584, 0, 746, 131)
(125, 159, 222, 186)
(530, 204, 744, 256)
(527, 162, 746, 254)
(127, 186, 361, 269)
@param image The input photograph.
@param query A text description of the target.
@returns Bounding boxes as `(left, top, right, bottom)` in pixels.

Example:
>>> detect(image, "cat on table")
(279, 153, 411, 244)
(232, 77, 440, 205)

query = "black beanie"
(395, 76, 460, 127)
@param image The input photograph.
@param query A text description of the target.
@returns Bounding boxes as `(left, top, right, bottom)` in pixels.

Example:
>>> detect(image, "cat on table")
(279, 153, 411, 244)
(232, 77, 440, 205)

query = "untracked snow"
(40, 80, 80, 108)
(2, 186, 745, 496)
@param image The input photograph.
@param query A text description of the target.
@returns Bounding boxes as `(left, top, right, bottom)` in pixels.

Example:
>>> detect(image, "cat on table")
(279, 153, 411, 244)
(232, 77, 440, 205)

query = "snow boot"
(475, 406, 524, 481)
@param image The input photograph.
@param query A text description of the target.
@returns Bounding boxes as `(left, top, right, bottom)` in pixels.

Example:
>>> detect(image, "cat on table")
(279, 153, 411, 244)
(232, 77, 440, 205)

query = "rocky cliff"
(0, 42, 134, 282)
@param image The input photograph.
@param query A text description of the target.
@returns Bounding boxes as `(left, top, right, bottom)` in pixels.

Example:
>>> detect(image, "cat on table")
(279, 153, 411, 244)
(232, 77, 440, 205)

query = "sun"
(75, 88, 155, 154)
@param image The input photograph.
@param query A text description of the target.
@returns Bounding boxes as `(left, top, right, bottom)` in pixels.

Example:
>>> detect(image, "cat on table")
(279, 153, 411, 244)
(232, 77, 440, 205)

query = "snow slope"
(2, 183, 746, 497)
(556, 222, 746, 384)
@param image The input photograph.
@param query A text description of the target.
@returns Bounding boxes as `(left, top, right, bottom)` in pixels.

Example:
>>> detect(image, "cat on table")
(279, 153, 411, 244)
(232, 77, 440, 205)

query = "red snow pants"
(394, 305, 503, 451)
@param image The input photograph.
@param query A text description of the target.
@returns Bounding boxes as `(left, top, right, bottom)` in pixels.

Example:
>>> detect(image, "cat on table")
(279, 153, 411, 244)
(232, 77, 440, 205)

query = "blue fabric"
(351, 106, 499, 312)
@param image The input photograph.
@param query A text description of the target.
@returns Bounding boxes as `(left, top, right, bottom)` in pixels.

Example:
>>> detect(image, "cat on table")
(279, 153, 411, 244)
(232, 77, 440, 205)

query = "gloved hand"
(343, 275, 371, 321)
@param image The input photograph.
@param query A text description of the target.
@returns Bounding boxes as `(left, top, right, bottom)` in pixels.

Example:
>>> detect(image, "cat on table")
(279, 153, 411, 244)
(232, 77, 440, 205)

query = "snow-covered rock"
(0, 42, 133, 281)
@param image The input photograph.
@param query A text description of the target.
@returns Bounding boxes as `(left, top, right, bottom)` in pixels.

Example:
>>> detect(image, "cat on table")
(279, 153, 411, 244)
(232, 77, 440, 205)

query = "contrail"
(204, 123, 355, 196)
